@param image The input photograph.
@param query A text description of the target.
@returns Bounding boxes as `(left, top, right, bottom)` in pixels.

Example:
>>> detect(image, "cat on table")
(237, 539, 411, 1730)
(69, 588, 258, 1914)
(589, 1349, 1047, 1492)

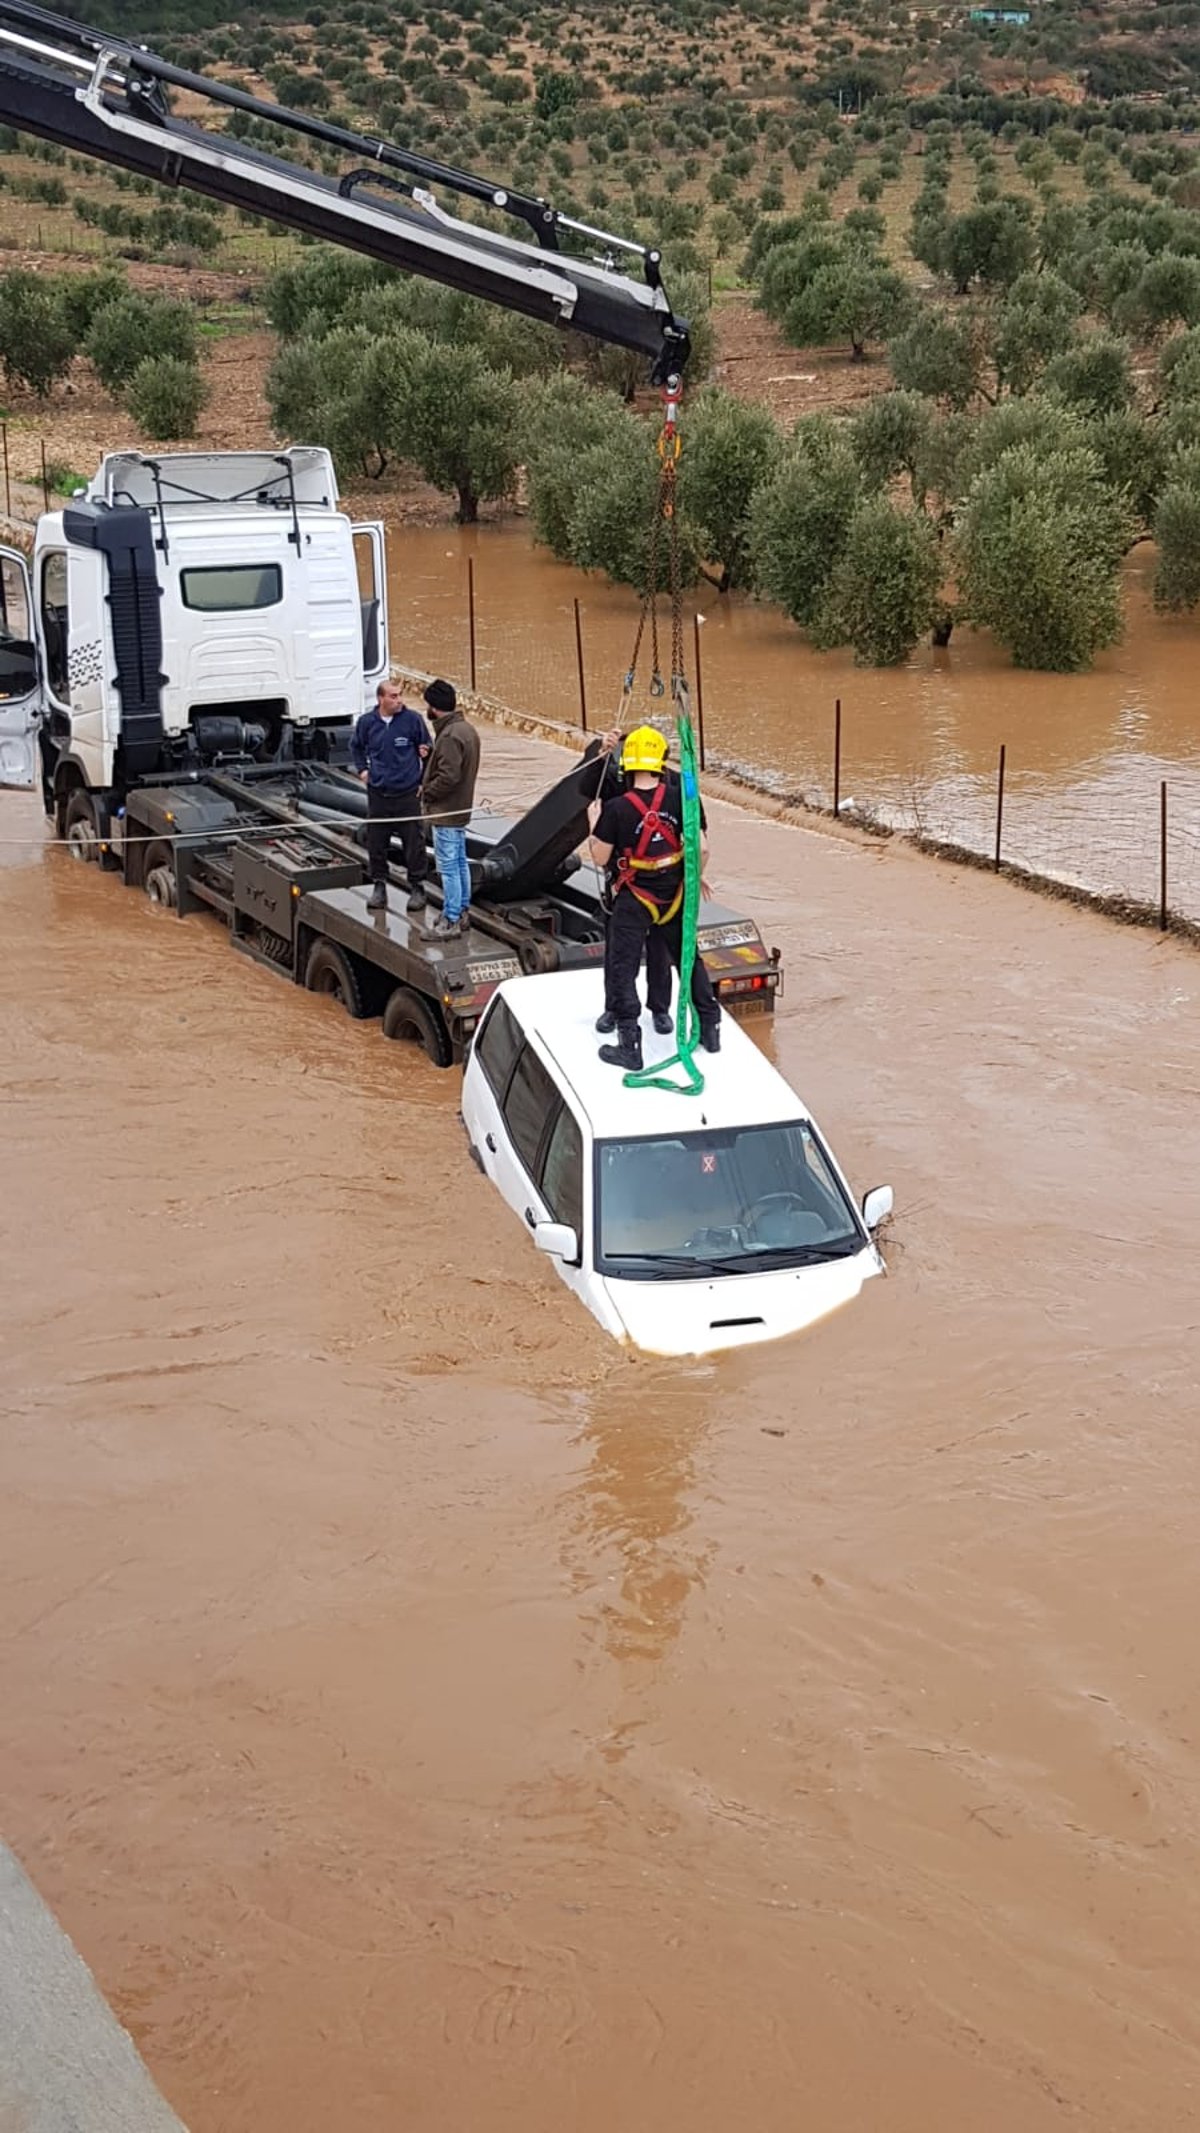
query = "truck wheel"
(146, 864, 177, 909)
(304, 939, 367, 1019)
(382, 985, 452, 1067)
(143, 841, 176, 907)
(63, 790, 99, 863)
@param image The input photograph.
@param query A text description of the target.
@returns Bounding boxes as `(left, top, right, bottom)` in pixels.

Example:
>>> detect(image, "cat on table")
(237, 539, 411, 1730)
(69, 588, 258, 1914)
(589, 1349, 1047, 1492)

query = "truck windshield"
(595, 1120, 862, 1281)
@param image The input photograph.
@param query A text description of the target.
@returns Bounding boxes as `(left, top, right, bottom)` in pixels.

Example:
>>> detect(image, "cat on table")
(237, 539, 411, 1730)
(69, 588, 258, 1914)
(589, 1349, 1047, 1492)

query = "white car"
(461, 969, 893, 1357)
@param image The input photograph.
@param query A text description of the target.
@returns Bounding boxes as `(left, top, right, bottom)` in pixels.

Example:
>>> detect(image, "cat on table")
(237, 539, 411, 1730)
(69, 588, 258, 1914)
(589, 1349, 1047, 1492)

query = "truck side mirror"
(862, 1186, 894, 1232)
(534, 1221, 579, 1263)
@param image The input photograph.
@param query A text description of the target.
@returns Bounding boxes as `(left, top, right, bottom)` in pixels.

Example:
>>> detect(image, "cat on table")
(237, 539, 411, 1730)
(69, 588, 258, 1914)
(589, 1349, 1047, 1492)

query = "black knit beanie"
(424, 679, 457, 715)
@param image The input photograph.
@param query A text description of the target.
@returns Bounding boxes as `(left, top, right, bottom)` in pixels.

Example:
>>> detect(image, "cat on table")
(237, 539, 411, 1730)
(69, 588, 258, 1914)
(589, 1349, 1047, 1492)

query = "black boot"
(406, 885, 428, 913)
(599, 1023, 643, 1071)
(595, 1009, 617, 1034)
(699, 1013, 721, 1054)
(367, 880, 387, 911)
(652, 1009, 674, 1036)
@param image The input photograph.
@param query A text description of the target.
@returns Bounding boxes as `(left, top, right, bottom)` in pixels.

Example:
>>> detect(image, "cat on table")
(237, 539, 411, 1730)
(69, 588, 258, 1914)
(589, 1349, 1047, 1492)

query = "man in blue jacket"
(351, 678, 432, 913)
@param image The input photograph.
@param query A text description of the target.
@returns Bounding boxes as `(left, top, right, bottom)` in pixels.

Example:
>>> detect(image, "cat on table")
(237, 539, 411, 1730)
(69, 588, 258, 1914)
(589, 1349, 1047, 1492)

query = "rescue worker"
(419, 680, 481, 940)
(584, 727, 674, 1038)
(589, 724, 722, 1071)
(351, 676, 431, 914)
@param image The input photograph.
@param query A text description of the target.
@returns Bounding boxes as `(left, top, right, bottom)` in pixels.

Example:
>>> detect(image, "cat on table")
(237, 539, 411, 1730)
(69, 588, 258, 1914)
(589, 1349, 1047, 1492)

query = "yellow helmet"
(620, 724, 669, 775)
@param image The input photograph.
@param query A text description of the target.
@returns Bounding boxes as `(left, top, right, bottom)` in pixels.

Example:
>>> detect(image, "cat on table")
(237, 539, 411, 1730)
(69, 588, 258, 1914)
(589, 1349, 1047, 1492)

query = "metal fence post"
(467, 556, 477, 692)
(1160, 780, 1168, 932)
(40, 439, 49, 514)
(692, 612, 707, 770)
(573, 596, 587, 732)
(2, 423, 10, 519)
(994, 743, 1006, 870)
(833, 697, 842, 815)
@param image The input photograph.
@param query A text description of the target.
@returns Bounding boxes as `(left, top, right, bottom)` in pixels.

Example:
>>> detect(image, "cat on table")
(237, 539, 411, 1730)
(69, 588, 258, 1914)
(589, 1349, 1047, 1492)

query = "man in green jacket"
(419, 680, 481, 940)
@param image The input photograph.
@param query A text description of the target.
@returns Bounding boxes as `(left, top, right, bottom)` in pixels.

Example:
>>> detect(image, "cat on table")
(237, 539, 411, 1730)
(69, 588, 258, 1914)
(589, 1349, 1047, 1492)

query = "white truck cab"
(0, 447, 388, 834)
(462, 969, 894, 1357)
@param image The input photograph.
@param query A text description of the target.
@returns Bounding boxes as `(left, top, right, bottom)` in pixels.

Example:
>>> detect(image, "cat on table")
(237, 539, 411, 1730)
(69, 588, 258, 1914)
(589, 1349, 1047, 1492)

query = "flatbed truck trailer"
(114, 752, 781, 1068)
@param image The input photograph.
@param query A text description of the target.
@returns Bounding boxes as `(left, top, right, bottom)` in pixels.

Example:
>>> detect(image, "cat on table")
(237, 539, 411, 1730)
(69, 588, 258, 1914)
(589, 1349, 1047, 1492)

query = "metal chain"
(622, 377, 685, 723)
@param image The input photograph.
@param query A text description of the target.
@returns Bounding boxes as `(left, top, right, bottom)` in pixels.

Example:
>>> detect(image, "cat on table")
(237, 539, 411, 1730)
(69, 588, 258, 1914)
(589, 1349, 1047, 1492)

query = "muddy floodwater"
(387, 521, 1200, 920)
(3, 730, 1200, 2131)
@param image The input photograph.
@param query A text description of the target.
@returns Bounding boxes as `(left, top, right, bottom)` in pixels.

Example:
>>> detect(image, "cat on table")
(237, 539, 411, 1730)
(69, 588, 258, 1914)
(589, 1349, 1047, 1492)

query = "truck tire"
(304, 938, 367, 1019)
(63, 789, 100, 863)
(143, 842, 177, 908)
(146, 864, 177, 908)
(382, 984, 452, 1067)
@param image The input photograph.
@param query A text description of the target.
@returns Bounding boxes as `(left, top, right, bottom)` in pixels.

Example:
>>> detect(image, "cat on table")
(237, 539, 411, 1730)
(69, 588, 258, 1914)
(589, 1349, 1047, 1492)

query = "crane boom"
(0, 0, 690, 379)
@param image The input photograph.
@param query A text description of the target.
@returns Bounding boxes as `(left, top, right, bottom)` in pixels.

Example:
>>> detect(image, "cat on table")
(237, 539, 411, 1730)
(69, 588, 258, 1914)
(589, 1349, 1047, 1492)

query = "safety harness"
(614, 780, 683, 924)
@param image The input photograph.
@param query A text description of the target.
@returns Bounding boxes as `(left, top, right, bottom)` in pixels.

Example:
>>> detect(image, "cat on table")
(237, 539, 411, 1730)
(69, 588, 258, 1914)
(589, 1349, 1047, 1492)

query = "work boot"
(599, 1023, 643, 1071)
(595, 1009, 617, 1034)
(366, 880, 387, 912)
(420, 913, 462, 942)
(652, 1009, 674, 1036)
(699, 1014, 722, 1054)
(406, 886, 428, 914)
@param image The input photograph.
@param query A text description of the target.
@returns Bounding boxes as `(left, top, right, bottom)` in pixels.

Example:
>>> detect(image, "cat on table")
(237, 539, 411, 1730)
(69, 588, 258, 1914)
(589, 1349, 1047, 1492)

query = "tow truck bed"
(117, 758, 780, 1068)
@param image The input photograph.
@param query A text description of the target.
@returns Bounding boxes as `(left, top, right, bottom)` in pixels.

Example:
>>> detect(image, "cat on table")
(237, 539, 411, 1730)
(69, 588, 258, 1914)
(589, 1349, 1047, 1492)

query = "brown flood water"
(386, 521, 1200, 920)
(3, 731, 1200, 2131)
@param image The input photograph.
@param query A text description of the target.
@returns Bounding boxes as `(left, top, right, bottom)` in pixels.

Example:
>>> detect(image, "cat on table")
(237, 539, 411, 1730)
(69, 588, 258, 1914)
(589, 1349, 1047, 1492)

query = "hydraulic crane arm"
(0, 0, 690, 380)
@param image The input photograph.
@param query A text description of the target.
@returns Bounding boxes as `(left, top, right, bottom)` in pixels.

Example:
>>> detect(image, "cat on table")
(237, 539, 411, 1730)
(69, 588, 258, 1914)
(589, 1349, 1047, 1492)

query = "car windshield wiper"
(693, 1239, 863, 1273)
(604, 1252, 737, 1277)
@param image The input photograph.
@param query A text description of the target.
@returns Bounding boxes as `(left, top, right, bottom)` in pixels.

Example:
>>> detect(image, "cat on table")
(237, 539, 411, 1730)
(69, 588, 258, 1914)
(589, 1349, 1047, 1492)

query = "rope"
(0, 795, 523, 851)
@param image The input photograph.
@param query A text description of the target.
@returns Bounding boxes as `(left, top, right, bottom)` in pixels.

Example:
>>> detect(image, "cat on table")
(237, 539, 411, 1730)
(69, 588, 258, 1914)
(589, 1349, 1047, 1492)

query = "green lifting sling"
(623, 710, 706, 1099)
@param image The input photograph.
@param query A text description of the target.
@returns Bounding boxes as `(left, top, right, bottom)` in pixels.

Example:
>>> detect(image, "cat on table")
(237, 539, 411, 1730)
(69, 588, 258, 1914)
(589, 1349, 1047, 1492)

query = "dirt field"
(2, 730, 1200, 2131)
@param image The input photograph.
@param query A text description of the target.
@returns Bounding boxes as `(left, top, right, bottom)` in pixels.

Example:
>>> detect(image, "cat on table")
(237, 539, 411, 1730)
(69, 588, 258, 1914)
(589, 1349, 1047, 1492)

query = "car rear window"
(474, 995, 523, 1100)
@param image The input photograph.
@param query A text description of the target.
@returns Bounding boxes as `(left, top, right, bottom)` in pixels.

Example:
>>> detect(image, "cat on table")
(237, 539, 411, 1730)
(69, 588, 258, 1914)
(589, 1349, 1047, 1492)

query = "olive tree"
(747, 418, 862, 628)
(0, 272, 76, 397)
(1153, 448, 1200, 612)
(783, 253, 911, 361)
(86, 292, 198, 396)
(678, 388, 777, 592)
(991, 269, 1082, 396)
(888, 307, 981, 408)
(818, 497, 942, 665)
(956, 441, 1132, 671)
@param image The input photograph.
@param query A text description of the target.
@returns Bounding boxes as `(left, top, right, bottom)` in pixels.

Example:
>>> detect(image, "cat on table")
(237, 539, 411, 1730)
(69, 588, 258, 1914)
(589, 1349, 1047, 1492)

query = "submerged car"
(461, 969, 893, 1357)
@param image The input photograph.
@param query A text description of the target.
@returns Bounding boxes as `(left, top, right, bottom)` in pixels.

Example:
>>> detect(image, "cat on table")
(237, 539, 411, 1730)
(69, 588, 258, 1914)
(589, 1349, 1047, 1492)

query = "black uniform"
(594, 774, 719, 1038)
(585, 742, 671, 1019)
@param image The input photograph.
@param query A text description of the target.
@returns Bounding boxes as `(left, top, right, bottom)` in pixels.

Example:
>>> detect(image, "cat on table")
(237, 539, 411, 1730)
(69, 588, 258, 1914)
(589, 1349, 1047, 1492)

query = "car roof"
(495, 969, 810, 1141)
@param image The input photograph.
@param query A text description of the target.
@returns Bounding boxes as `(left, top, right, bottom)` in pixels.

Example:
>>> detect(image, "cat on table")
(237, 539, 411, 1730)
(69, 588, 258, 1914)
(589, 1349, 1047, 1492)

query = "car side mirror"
(534, 1221, 579, 1263)
(862, 1186, 894, 1232)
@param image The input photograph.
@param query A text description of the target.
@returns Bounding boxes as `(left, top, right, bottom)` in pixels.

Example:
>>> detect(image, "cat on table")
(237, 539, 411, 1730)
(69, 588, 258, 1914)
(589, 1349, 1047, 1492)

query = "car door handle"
(485, 1133, 496, 1152)
(524, 1207, 536, 1228)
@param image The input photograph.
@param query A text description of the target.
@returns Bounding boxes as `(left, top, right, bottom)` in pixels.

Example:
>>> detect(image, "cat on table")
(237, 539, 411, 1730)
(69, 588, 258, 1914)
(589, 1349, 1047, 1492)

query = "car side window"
(539, 1103, 583, 1237)
(474, 995, 522, 1101)
(501, 1042, 558, 1182)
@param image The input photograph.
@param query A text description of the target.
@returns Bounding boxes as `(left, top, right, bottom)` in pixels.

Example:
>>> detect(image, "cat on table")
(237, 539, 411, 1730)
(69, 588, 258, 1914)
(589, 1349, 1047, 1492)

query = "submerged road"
(1, 731, 1199, 2130)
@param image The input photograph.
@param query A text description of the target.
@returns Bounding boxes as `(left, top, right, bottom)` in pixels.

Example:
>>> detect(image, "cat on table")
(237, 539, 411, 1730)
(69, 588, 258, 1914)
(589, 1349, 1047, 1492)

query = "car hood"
(602, 1249, 882, 1357)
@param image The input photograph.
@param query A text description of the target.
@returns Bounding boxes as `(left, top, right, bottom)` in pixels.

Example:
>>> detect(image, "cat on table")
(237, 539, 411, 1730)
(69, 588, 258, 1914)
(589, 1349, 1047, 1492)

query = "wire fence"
(4, 455, 1197, 941)
(396, 560, 1200, 944)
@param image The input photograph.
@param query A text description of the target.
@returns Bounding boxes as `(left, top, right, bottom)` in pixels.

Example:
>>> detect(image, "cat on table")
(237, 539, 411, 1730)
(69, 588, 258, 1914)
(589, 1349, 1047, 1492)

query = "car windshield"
(595, 1120, 863, 1281)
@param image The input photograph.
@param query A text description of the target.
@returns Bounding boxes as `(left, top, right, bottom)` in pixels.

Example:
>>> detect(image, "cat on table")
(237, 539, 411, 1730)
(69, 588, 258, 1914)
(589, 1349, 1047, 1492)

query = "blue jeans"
(432, 826, 471, 923)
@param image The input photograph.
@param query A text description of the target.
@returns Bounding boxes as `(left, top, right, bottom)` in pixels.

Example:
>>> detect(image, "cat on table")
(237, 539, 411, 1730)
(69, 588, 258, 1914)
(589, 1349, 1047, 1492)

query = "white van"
(461, 969, 893, 1357)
